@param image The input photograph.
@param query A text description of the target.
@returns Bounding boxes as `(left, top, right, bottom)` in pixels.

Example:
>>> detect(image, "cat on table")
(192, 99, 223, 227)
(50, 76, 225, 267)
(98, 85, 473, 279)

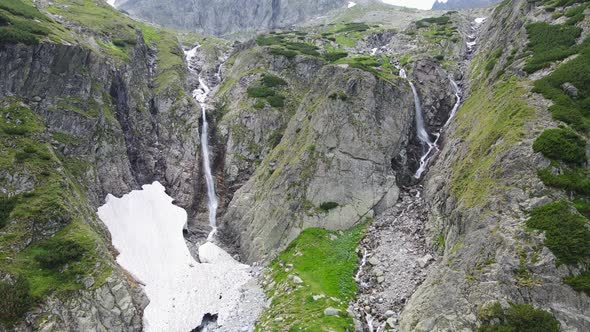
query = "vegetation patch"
(538, 165, 590, 195)
(324, 51, 348, 62)
(531, 36, 590, 133)
(523, 22, 582, 73)
(450, 78, 533, 207)
(564, 270, 590, 295)
(527, 201, 590, 266)
(0, 0, 50, 45)
(247, 74, 288, 109)
(319, 202, 339, 212)
(416, 15, 451, 28)
(477, 302, 560, 332)
(532, 128, 586, 165)
(256, 225, 365, 331)
(0, 276, 34, 327)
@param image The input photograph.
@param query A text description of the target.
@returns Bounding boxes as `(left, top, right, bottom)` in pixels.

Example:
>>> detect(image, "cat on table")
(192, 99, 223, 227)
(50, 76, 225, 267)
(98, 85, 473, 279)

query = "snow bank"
(98, 182, 252, 332)
(348, 1, 357, 8)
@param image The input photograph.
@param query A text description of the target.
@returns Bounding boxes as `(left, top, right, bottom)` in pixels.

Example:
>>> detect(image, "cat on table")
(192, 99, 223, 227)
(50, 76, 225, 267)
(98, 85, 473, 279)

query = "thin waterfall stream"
(185, 45, 220, 240)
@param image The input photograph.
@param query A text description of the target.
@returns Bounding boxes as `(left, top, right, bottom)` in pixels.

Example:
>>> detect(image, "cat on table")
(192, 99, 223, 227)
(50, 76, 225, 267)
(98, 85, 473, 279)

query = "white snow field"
(97, 182, 253, 332)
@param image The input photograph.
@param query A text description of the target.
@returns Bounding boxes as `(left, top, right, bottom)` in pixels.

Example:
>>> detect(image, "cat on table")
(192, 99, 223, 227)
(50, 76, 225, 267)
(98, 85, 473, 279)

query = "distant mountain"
(118, 0, 347, 36)
(431, 0, 502, 10)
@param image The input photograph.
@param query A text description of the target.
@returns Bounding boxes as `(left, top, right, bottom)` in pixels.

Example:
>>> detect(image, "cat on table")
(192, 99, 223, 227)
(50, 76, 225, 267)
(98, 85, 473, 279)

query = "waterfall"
(185, 45, 219, 240)
(398, 66, 462, 179)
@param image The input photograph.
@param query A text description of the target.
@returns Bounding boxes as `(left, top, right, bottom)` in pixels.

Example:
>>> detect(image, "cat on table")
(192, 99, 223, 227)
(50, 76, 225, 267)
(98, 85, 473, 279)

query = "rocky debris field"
(351, 187, 436, 331)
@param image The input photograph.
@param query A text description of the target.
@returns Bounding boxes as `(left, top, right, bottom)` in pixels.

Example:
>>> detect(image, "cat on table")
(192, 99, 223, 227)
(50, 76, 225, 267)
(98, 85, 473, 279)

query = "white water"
(398, 67, 462, 179)
(185, 45, 219, 239)
(97, 182, 253, 332)
(355, 248, 368, 282)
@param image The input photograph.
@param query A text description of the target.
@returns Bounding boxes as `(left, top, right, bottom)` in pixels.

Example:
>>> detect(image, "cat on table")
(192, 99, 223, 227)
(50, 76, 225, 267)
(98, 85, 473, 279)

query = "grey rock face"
(119, 0, 347, 37)
(0, 33, 200, 331)
(432, 0, 502, 10)
(220, 62, 416, 263)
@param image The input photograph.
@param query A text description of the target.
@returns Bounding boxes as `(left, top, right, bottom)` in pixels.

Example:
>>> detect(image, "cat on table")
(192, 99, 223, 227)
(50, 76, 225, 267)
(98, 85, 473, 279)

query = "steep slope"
(0, 0, 203, 330)
(399, 0, 590, 331)
(118, 0, 347, 37)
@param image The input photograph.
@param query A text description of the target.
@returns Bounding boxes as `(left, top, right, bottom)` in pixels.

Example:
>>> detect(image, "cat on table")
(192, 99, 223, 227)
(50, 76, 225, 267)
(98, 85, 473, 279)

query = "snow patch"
(106, 0, 116, 7)
(475, 17, 487, 24)
(348, 1, 357, 8)
(98, 182, 253, 332)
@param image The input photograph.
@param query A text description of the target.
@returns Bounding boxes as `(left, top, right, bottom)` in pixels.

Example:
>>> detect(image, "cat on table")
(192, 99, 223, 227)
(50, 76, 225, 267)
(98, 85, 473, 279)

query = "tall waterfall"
(185, 45, 219, 239)
(399, 67, 462, 179)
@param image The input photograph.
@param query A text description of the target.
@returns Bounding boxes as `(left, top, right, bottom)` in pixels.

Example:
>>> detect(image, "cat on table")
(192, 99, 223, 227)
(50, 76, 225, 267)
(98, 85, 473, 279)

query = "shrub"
(524, 23, 582, 73)
(34, 239, 86, 269)
(538, 166, 590, 195)
(319, 202, 339, 212)
(335, 23, 370, 33)
(532, 128, 586, 165)
(478, 302, 560, 332)
(247, 86, 275, 98)
(416, 16, 450, 28)
(261, 74, 287, 88)
(267, 95, 285, 108)
(253, 100, 266, 110)
(434, 54, 445, 61)
(324, 52, 348, 62)
(0, 196, 17, 229)
(527, 201, 590, 266)
(270, 47, 297, 59)
(564, 270, 590, 295)
(256, 35, 283, 46)
(284, 42, 319, 56)
(0, 276, 34, 326)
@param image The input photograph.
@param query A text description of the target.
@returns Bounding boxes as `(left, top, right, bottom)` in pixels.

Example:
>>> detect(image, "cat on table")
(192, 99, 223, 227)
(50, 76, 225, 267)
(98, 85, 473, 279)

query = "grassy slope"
(256, 226, 365, 331)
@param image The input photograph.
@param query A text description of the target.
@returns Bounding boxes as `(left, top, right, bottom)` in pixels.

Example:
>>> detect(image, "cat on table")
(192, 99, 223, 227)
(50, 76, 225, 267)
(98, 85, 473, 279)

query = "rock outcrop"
(119, 0, 347, 37)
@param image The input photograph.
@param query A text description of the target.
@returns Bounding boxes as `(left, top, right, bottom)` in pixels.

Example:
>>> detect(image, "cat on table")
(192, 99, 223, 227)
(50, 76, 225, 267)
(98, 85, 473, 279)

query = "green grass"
(450, 78, 534, 207)
(523, 22, 582, 73)
(256, 225, 366, 331)
(270, 47, 298, 60)
(532, 128, 587, 165)
(527, 201, 590, 266)
(477, 302, 560, 332)
(335, 22, 370, 33)
(0, 0, 51, 45)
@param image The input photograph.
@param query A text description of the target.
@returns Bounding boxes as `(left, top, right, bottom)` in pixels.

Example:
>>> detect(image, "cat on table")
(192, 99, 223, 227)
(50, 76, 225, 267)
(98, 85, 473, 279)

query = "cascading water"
(185, 45, 220, 240)
(398, 67, 462, 179)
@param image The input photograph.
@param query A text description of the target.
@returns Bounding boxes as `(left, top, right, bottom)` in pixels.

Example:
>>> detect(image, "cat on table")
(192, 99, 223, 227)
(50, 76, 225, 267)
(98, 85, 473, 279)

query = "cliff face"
(119, 0, 347, 37)
(0, 0, 201, 330)
(432, 0, 502, 10)
(400, 0, 590, 330)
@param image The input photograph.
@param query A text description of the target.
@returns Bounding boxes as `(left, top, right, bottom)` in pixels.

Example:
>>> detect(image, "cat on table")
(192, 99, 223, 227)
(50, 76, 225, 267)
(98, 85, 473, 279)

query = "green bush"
(267, 95, 285, 108)
(532, 128, 587, 165)
(247, 86, 275, 98)
(416, 16, 450, 28)
(538, 166, 590, 195)
(0, 196, 17, 229)
(253, 100, 266, 110)
(319, 202, 339, 212)
(0, 276, 34, 326)
(284, 42, 319, 56)
(324, 51, 348, 62)
(261, 74, 287, 88)
(34, 239, 86, 269)
(256, 35, 283, 46)
(524, 22, 581, 73)
(0, 0, 48, 20)
(531, 36, 590, 133)
(477, 302, 560, 332)
(270, 47, 298, 60)
(574, 198, 590, 219)
(335, 22, 370, 33)
(527, 201, 590, 266)
(434, 54, 445, 61)
(564, 270, 590, 295)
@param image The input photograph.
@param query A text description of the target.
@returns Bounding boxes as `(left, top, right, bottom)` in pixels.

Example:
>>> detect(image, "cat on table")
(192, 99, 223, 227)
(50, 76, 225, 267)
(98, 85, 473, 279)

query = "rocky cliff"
(0, 0, 202, 330)
(118, 0, 347, 37)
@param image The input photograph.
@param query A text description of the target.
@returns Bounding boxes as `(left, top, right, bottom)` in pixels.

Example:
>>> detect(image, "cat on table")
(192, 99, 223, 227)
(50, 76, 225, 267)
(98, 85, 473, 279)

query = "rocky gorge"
(1, 0, 590, 331)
